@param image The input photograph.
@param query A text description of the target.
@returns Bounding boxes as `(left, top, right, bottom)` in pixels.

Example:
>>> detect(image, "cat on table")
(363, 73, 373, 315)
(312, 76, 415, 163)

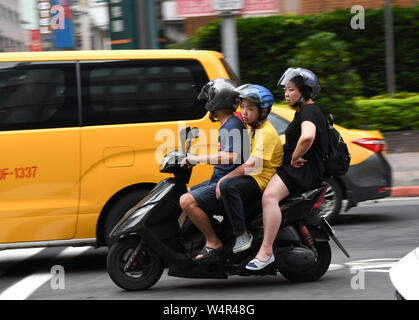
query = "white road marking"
(345, 258, 400, 273)
(55, 246, 92, 259)
(327, 259, 402, 273)
(328, 264, 345, 271)
(0, 246, 92, 300)
(0, 248, 45, 263)
(0, 273, 53, 300)
(0, 248, 46, 277)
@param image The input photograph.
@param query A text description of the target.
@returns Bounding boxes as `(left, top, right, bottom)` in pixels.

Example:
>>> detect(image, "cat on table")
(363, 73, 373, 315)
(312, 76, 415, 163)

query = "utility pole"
(214, 0, 243, 79)
(385, 0, 396, 96)
(221, 13, 240, 78)
(135, 0, 158, 49)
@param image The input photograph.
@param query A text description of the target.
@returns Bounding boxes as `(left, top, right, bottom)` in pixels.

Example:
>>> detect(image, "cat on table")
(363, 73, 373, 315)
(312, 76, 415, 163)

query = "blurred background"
(1, 0, 418, 130)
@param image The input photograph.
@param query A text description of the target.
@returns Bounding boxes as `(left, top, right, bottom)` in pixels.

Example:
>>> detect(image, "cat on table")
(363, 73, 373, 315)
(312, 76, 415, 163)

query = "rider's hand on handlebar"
(180, 154, 199, 168)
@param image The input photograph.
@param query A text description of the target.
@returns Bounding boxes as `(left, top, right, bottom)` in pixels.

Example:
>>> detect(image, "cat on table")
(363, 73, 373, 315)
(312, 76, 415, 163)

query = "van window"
(0, 62, 78, 131)
(80, 60, 209, 126)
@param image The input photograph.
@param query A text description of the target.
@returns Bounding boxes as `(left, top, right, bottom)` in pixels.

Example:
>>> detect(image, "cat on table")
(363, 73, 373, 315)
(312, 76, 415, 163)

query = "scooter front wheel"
(107, 237, 164, 291)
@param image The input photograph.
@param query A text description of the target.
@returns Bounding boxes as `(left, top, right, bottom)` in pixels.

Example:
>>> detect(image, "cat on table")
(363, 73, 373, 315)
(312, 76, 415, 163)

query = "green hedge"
(191, 7, 419, 99)
(286, 32, 362, 124)
(344, 94, 419, 131)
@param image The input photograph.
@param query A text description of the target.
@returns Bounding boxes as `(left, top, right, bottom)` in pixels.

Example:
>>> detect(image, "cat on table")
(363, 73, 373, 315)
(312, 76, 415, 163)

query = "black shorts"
(276, 164, 322, 197)
(189, 180, 224, 214)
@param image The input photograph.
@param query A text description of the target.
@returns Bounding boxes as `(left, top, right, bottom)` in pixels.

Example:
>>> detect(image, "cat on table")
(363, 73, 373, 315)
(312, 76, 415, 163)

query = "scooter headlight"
(130, 203, 157, 219)
(110, 203, 157, 238)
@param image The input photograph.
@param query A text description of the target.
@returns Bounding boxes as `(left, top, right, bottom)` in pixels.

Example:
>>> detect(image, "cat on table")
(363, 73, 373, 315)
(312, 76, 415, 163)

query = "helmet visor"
(277, 68, 302, 87)
(236, 84, 262, 104)
(198, 83, 211, 101)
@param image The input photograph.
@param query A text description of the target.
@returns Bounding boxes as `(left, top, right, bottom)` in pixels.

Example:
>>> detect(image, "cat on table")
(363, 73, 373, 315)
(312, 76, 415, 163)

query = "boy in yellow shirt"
(216, 84, 283, 255)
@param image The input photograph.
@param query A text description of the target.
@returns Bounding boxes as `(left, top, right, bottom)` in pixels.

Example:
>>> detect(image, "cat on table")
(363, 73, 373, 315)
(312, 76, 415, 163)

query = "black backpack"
(323, 114, 351, 177)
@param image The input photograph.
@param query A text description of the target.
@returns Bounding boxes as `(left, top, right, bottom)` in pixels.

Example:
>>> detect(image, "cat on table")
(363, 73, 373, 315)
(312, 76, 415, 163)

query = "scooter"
(106, 126, 350, 291)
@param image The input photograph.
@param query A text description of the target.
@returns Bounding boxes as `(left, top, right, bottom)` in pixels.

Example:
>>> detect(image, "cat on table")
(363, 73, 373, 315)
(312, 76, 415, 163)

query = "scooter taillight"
(312, 187, 328, 209)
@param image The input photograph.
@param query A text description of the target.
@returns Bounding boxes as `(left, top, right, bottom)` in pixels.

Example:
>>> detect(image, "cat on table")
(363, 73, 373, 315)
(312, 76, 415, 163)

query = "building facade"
(72, 0, 110, 50)
(165, 0, 418, 38)
(0, 0, 25, 52)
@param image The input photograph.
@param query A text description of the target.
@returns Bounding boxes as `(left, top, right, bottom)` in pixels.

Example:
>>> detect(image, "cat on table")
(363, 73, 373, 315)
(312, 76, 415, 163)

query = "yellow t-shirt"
(248, 120, 283, 191)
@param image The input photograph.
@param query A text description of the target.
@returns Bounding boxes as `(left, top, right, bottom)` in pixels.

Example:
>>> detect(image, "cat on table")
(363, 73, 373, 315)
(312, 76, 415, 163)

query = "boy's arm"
(215, 156, 263, 199)
(181, 151, 239, 167)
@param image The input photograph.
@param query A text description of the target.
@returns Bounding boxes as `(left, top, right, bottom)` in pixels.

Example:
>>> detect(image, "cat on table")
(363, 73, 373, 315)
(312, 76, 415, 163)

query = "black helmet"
(277, 68, 321, 100)
(198, 78, 239, 112)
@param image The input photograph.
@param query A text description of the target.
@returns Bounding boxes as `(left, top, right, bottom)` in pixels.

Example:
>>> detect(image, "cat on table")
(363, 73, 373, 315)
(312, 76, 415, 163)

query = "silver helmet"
(198, 78, 239, 112)
(278, 68, 321, 99)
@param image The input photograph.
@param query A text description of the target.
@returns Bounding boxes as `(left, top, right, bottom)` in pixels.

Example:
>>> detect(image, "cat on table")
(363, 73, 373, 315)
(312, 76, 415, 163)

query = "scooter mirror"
(179, 126, 191, 154)
(190, 127, 200, 139)
(186, 127, 200, 154)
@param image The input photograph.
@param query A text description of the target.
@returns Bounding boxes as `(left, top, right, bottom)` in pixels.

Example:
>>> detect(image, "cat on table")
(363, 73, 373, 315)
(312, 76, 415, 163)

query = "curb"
(390, 186, 419, 197)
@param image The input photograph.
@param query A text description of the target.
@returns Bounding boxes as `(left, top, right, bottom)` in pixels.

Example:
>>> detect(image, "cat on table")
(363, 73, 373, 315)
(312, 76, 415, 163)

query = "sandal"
(193, 245, 224, 263)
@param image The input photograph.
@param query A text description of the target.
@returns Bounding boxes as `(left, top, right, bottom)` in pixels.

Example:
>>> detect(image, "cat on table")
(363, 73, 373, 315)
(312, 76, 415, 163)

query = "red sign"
(176, 0, 213, 17)
(176, 0, 278, 17)
(29, 30, 43, 51)
(242, 0, 278, 14)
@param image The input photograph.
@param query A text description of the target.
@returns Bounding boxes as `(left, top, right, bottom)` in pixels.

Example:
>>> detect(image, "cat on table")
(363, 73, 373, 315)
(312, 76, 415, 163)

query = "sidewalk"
(385, 152, 419, 197)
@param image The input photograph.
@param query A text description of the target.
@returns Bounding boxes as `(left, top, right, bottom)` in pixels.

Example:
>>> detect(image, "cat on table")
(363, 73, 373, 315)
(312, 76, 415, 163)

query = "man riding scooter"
(179, 78, 248, 262)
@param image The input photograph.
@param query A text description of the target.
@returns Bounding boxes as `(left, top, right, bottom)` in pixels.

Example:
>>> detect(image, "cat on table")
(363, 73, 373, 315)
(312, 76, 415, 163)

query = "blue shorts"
(189, 180, 224, 215)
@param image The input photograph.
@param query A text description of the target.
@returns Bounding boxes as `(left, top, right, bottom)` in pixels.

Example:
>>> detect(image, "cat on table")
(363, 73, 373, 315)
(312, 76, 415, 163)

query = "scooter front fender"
(320, 218, 350, 258)
(110, 178, 183, 239)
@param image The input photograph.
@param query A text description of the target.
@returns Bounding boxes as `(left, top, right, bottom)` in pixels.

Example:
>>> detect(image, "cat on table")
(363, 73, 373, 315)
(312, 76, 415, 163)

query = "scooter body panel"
(110, 178, 186, 246)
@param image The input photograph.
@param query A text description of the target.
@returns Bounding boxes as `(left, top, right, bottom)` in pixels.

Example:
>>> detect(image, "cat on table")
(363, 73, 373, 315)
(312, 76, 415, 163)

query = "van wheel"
(103, 188, 151, 247)
(319, 178, 343, 224)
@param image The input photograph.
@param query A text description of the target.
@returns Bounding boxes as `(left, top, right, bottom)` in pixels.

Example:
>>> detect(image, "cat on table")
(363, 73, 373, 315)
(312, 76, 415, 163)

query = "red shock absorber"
(299, 225, 314, 248)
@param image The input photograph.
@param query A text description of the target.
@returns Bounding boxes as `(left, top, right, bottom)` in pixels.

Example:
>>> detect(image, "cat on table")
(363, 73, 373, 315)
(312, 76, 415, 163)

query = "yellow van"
(0, 50, 236, 248)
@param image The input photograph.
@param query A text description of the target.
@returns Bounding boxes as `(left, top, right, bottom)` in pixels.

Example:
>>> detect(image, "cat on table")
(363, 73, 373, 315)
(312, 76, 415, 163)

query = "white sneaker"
(232, 233, 253, 254)
(245, 255, 275, 271)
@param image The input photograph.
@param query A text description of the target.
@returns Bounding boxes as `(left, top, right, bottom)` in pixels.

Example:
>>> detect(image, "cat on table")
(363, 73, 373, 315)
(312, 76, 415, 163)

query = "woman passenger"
(246, 68, 329, 271)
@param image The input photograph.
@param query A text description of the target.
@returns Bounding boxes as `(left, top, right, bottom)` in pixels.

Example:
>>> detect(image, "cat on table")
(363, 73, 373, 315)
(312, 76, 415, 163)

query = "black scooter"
(107, 126, 350, 291)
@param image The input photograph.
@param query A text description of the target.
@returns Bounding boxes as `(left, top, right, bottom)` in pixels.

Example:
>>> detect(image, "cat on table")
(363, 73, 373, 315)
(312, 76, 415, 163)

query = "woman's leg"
(256, 174, 290, 261)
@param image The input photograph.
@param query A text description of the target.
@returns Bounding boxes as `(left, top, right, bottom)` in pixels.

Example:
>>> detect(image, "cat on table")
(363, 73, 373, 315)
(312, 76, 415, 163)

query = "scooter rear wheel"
(278, 241, 331, 282)
(107, 237, 164, 291)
